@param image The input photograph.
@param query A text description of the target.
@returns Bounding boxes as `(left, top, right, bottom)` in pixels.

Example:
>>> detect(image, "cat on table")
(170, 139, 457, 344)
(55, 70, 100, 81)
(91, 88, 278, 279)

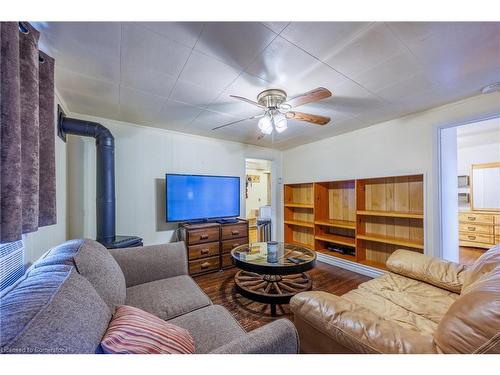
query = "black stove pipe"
(58, 108, 116, 246)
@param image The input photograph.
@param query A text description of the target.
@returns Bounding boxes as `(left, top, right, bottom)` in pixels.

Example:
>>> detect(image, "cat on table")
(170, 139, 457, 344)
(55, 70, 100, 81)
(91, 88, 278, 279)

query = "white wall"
(23, 95, 68, 265)
(66, 115, 282, 245)
(457, 118, 500, 175)
(246, 168, 270, 218)
(282, 93, 500, 257)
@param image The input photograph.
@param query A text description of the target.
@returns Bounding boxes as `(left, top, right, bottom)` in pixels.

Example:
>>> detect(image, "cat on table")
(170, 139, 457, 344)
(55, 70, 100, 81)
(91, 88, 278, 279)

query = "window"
(0, 240, 25, 291)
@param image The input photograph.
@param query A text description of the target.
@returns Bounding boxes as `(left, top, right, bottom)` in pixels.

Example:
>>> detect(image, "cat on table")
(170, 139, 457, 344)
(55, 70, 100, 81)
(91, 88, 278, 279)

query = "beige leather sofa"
(290, 245, 500, 354)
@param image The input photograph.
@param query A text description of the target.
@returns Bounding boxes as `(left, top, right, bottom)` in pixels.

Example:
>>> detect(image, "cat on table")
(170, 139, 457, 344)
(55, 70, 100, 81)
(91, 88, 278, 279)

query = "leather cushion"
(462, 244, 500, 292)
(434, 265, 500, 353)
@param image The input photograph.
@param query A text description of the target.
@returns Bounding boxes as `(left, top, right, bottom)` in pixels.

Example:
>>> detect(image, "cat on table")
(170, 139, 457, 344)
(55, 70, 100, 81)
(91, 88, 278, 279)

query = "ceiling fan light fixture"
(273, 112, 287, 133)
(258, 115, 273, 135)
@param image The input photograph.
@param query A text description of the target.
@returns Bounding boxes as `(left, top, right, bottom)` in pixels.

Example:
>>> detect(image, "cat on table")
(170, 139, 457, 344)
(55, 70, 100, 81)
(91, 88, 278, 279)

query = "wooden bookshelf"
(284, 174, 424, 271)
(284, 183, 315, 249)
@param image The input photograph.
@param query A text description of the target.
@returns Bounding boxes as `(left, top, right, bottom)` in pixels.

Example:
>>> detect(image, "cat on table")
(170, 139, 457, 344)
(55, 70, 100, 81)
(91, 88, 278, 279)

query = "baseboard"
(316, 253, 385, 278)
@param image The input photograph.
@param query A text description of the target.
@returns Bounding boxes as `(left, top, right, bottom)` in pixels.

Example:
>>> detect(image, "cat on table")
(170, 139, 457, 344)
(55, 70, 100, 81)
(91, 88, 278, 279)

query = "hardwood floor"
(193, 261, 370, 332)
(460, 246, 485, 265)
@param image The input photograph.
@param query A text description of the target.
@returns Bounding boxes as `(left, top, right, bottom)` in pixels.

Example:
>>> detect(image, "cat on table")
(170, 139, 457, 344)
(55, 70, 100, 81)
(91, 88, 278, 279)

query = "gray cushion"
(169, 305, 246, 354)
(33, 239, 126, 311)
(1, 265, 111, 354)
(125, 275, 212, 320)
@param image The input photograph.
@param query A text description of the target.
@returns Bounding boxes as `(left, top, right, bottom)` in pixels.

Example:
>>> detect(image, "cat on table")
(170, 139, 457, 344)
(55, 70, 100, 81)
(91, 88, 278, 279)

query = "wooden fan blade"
(285, 87, 332, 108)
(212, 114, 263, 130)
(230, 95, 268, 109)
(286, 111, 330, 125)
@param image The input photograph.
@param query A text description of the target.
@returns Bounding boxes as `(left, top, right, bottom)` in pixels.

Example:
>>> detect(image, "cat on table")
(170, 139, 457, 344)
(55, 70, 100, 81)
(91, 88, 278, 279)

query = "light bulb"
(273, 112, 287, 133)
(258, 115, 273, 135)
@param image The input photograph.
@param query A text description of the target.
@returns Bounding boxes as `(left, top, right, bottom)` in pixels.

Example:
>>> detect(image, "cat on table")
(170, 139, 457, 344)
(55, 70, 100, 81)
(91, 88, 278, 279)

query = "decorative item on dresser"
(179, 220, 249, 275)
(459, 212, 500, 248)
(284, 174, 424, 271)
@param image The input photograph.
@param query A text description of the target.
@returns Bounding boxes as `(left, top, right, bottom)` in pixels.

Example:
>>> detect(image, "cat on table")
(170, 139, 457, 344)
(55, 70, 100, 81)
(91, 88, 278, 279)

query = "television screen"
(166, 174, 240, 222)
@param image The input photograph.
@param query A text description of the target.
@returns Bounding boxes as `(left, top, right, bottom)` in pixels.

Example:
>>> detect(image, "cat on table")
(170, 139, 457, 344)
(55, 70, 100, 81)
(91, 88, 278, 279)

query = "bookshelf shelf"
(284, 174, 424, 271)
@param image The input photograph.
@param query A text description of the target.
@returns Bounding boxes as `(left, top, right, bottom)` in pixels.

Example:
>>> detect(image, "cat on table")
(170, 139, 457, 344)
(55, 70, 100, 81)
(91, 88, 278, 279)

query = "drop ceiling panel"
(39, 21, 500, 150)
(194, 22, 277, 70)
(121, 24, 192, 78)
(178, 50, 241, 93)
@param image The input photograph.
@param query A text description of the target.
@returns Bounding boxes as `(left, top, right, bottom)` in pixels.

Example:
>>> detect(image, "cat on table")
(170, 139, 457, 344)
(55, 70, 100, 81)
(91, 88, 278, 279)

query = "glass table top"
(231, 242, 316, 268)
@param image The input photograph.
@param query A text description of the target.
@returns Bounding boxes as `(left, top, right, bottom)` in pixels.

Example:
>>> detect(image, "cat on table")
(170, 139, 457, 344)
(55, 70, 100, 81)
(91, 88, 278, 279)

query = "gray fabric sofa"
(0, 239, 299, 354)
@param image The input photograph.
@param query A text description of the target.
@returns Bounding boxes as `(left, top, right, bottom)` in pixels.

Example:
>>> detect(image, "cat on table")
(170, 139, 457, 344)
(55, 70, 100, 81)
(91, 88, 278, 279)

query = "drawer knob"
(468, 227, 476, 231)
(468, 235, 476, 240)
(468, 216, 476, 221)
(231, 230, 240, 235)
(201, 262, 210, 269)
(200, 249, 210, 254)
(200, 234, 209, 240)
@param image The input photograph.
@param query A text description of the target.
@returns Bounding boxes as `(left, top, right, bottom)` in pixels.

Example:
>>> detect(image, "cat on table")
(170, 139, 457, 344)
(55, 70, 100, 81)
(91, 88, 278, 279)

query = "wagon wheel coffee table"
(231, 242, 316, 316)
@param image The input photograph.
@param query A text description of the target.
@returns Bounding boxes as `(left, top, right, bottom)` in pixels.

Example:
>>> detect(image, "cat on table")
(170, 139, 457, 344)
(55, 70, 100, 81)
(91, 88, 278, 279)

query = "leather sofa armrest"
(290, 291, 437, 354)
(109, 241, 188, 287)
(210, 319, 299, 354)
(386, 250, 466, 293)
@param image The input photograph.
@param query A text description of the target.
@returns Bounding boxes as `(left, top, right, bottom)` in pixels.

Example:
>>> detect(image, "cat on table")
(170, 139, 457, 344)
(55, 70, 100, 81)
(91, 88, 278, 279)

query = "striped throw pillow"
(101, 305, 195, 354)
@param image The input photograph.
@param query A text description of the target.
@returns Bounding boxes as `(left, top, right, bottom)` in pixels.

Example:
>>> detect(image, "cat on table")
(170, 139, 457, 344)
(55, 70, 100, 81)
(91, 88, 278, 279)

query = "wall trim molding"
(316, 252, 385, 278)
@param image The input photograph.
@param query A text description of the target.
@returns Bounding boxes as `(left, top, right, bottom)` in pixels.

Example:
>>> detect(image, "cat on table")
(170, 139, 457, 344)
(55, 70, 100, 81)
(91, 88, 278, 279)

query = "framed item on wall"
(458, 192, 470, 204)
(458, 175, 469, 188)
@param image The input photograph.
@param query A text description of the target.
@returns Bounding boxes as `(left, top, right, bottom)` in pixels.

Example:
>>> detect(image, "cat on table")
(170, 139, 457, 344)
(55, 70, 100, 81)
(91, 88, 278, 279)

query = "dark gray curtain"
(0, 22, 56, 243)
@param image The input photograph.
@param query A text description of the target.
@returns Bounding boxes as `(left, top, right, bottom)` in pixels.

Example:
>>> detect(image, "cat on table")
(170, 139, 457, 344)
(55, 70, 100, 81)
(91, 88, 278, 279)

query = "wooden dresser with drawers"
(179, 219, 249, 275)
(459, 211, 500, 249)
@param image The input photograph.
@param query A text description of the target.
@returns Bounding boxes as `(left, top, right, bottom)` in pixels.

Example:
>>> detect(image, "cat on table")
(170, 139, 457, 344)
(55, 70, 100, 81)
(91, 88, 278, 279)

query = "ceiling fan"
(212, 87, 333, 136)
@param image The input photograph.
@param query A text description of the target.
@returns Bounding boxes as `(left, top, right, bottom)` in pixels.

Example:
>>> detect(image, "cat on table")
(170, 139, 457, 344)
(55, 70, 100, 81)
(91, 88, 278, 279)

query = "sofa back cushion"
(34, 239, 126, 311)
(434, 263, 500, 353)
(461, 244, 500, 291)
(386, 249, 466, 293)
(0, 265, 111, 354)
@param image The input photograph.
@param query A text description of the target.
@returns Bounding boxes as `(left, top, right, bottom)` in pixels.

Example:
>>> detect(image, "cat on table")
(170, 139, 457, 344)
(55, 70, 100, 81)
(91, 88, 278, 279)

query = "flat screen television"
(165, 174, 240, 222)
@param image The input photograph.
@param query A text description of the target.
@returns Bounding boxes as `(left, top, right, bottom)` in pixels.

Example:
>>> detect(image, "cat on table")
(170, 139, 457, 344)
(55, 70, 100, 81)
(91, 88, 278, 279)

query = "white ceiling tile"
(120, 61, 177, 97)
(246, 36, 349, 95)
(195, 22, 276, 69)
(179, 50, 240, 93)
(190, 109, 237, 132)
(153, 100, 203, 130)
(133, 22, 204, 48)
(118, 86, 166, 124)
(39, 22, 121, 82)
(281, 22, 371, 60)
(59, 89, 120, 121)
(352, 51, 425, 92)
(324, 23, 408, 78)
(121, 24, 192, 78)
(261, 22, 289, 34)
(207, 73, 270, 117)
(56, 68, 119, 102)
(170, 79, 220, 108)
(374, 72, 440, 103)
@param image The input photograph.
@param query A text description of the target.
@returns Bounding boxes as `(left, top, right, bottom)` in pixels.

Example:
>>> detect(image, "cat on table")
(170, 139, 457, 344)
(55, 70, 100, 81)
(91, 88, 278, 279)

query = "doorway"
(245, 158, 272, 243)
(439, 117, 500, 264)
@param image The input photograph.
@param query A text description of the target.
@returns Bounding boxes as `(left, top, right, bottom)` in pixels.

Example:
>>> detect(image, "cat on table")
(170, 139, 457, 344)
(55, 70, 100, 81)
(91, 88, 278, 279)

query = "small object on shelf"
(287, 257, 306, 264)
(325, 244, 355, 257)
(458, 175, 470, 188)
